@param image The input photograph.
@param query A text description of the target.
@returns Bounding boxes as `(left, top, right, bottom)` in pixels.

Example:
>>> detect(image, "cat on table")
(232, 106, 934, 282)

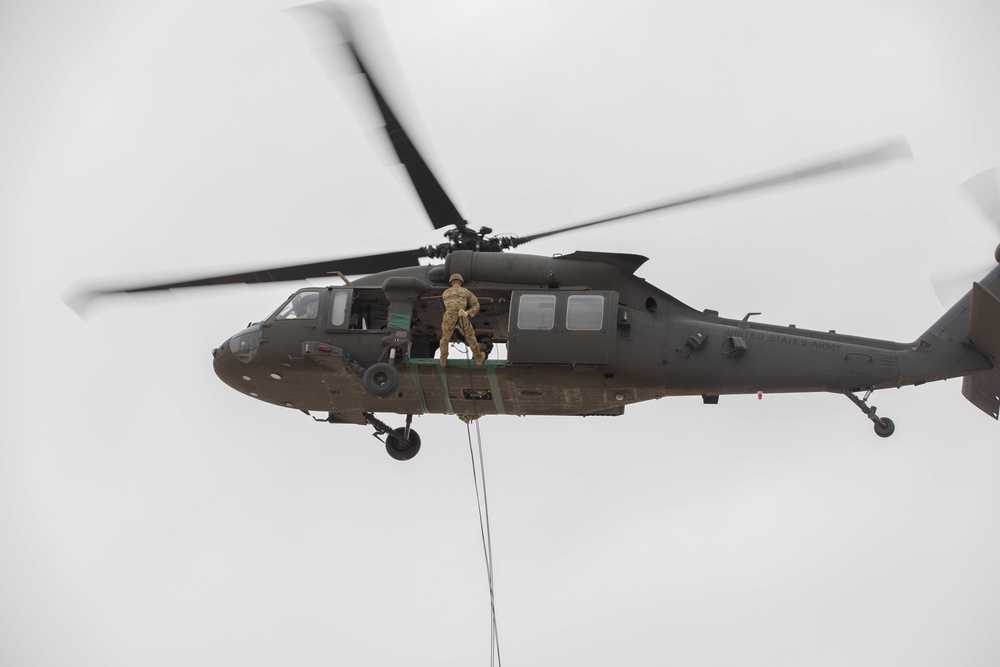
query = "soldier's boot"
(468, 339, 485, 366)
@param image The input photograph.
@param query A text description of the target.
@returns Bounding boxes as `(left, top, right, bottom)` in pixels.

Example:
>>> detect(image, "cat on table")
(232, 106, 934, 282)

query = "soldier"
(440, 273, 485, 366)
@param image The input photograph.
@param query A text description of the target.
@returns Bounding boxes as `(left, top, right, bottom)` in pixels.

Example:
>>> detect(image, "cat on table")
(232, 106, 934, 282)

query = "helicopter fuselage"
(211, 250, 993, 424)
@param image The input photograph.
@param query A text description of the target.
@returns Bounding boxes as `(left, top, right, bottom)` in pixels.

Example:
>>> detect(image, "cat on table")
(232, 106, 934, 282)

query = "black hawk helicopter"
(72, 7, 1000, 460)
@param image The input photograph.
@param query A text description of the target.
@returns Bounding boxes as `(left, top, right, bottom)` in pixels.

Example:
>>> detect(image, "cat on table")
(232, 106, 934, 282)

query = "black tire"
(386, 427, 421, 461)
(874, 417, 895, 438)
(362, 362, 399, 397)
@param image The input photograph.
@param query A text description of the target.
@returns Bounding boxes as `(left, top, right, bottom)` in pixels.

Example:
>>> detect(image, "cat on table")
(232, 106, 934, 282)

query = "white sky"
(4, 1, 1000, 665)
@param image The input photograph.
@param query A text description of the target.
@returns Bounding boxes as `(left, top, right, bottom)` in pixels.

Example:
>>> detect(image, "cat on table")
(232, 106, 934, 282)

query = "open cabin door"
(507, 290, 618, 365)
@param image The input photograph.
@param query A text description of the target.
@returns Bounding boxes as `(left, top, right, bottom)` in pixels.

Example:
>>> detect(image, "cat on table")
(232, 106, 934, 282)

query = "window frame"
(565, 294, 606, 331)
(516, 293, 558, 331)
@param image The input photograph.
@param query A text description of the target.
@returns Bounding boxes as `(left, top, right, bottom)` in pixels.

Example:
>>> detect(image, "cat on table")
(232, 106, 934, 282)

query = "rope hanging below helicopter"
(458, 342, 502, 666)
(466, 417, 502, 667)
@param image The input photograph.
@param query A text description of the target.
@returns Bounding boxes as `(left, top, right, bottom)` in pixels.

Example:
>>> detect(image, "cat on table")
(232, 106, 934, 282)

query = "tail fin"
(963, 280, 1000, 418)
(919, 265, 1000, 419)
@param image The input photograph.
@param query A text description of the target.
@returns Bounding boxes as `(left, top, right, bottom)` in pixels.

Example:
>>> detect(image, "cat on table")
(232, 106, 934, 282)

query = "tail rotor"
(931, 167, 1000, 305)
(961, 167, 1000, 264)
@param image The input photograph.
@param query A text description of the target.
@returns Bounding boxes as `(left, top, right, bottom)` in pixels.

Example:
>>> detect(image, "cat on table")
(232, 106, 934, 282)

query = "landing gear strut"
(844, 389, 895, 438)
(364, 412, 422, 460)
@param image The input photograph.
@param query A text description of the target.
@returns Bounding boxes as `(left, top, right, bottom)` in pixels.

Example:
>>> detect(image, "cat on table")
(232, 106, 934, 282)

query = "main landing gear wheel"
(386, 427, 421, 461)
(362, 362, 399, 397)
(874, 417, 895, 438)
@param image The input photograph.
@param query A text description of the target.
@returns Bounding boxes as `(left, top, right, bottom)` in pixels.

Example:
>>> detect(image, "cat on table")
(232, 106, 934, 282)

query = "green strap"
(486, 365, 504, 415)
(437, 365, 454, 414)
(408, 365, 430, 414)
(387, 312, 411, 331)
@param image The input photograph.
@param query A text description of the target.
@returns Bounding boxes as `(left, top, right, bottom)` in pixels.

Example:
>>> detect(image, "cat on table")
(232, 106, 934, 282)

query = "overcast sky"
(5, 1, 1000, 665)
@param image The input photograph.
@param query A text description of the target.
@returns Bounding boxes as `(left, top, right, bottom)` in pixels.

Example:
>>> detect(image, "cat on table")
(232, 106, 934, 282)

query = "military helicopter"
(72, 6, 1000, 460)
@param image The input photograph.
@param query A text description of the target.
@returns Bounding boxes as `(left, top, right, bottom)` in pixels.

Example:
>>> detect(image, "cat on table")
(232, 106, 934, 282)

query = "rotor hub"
(425, 226, 518, 259)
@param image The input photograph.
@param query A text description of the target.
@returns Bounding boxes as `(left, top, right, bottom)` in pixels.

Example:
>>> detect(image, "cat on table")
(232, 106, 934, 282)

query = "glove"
(459, 309, 468, 319)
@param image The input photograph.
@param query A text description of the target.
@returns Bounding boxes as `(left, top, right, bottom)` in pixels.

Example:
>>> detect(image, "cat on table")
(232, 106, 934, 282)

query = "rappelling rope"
(450, 328, 499, 663)
(458, 338, 500, 666)
(466, 416, 501, 667)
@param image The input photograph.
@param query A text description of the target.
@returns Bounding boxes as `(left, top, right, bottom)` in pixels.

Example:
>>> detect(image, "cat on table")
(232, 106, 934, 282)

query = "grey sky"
(4, 1, 1000, 665)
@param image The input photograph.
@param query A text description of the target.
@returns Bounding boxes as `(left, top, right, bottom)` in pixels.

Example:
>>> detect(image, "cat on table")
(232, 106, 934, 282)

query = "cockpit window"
(276, 291, 320, 320)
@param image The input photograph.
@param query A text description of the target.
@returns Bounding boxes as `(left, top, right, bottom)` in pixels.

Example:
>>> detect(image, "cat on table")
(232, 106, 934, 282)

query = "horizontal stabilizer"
(963, 368, 1000, 419)
(962, 282, 1000, 419)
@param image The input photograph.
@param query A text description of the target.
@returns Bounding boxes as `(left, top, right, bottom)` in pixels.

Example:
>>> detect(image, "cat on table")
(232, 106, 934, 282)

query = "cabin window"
(276, 291, 320, 320)
(330, 291, 349, 326)
(566, 294, 605, 331)
(517, 294, 557, 330)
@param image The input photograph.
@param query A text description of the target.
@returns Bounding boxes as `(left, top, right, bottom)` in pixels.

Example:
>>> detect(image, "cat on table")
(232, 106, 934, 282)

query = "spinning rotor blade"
(929, 167, 1000, 306)
(961, 167, 1000, 234)
(67, 248, 427, 313)
(516, 138, 913, 246)
(931, 265, 993, 306)
(294, 4, 467, 232)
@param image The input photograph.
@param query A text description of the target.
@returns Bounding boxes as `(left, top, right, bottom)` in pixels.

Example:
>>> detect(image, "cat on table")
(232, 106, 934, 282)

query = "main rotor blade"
(515, 138, 913, 245)
(295, 4, 467, 232)
(68, 248, 427, 313)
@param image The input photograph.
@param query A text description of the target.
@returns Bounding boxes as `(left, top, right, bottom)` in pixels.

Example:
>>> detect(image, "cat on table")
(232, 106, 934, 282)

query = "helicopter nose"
(213, 337, 261, 400)
(212, 324, 263, 394)
(226, 324, 262, 363)
(212, 338, 242, 388)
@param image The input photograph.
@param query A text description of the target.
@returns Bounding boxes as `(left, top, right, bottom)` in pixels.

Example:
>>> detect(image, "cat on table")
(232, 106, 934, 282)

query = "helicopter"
(72, 6, 1000, 461)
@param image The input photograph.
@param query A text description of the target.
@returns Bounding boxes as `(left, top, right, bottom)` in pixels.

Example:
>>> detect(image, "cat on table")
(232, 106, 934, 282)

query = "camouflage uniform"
(440, 283, 484, 364)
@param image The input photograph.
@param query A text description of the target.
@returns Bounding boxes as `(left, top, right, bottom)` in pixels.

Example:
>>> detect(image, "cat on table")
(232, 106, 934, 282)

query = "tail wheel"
(363, 362, 399, 397)
(386, 427, 421, 461)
